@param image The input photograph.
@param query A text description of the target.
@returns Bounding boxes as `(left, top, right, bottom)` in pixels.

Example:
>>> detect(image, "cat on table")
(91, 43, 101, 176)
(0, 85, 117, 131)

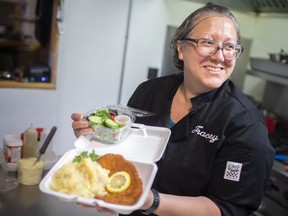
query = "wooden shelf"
(0, 38, 41, 51)
(0, 81, 55, 89)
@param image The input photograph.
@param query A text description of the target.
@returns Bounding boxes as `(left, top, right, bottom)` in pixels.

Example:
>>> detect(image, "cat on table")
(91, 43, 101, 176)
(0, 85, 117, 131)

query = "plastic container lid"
(4, 135, 23, 147)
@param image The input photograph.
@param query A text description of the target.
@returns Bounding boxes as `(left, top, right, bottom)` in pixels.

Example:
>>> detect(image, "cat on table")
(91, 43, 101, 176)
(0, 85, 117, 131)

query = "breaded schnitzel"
(96, 153, 143, 205)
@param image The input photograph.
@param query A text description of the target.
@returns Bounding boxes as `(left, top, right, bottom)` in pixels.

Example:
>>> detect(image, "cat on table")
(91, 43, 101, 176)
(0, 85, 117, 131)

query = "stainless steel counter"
(3, 162, 286, 216)
(0, 171, 104, 216)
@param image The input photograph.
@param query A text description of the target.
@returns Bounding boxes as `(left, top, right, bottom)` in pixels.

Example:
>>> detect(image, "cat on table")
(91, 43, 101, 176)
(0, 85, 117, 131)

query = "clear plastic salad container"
(84, 105, 136, 144)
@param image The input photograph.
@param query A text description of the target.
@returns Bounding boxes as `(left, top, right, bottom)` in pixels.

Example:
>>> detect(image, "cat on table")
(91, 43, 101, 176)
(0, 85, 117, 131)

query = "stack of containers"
(3, 135, 23, 163)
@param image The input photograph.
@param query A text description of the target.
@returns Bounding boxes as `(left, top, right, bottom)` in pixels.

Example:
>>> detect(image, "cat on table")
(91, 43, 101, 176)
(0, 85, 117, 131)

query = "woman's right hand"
(71, 113, 93, 138)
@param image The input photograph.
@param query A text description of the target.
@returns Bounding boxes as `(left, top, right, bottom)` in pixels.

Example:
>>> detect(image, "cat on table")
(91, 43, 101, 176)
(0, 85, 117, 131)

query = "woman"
(72, 3, 274, 216)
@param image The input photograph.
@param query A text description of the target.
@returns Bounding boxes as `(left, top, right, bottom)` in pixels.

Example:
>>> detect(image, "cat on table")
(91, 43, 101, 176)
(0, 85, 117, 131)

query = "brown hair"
(170, 2, 241, 71)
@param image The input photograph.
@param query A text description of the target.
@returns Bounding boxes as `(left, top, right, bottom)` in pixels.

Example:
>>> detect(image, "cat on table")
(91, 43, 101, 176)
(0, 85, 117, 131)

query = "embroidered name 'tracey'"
(191, 125, 219, 143)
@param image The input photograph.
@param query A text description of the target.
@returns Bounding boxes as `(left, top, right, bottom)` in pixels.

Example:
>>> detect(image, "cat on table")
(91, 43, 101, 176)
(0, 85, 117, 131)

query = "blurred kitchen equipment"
(269, 49, 288, 64)
(250, 57, 288, 78)
(27, 63, 51, 83)
(0, 148, 18, 192)
(275, 154, 288, 161)
(0, 71, 15, 80)
(269, 53, 281, 62)
(251, 116, 288, 216)
(263, 109, 277, 134)
(0, 24, 7, 36)
(34, 126, 57, 165)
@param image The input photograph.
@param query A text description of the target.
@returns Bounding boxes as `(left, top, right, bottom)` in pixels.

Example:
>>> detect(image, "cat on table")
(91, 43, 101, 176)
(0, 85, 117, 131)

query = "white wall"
(120, 0, 168, 104)
(1, 0, 287, 156)
(0, 88, 58, 141)
(53, 0, 131, 153)
(250, 13, 288, 57)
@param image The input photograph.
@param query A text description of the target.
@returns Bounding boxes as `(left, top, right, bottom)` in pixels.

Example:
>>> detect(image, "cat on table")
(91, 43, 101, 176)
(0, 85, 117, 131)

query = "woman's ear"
(177, 41, 184, 60)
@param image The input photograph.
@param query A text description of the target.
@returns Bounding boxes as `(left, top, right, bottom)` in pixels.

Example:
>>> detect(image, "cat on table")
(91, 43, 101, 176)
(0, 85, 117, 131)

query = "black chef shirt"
(126, 73, 275, 216)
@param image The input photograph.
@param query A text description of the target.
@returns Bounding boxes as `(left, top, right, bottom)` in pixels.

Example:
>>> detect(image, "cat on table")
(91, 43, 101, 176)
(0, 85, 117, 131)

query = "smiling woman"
(0, 0, 60, 89)
(71, 3, 275, 216)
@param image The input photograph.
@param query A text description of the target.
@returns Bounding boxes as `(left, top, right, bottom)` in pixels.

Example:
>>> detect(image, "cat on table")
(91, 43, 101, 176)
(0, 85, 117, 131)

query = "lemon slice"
(106, 171, 131, 193)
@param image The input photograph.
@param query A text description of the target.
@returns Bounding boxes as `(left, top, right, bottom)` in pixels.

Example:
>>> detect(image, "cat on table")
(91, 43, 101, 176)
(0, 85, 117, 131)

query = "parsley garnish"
(73, 150, 99, 163)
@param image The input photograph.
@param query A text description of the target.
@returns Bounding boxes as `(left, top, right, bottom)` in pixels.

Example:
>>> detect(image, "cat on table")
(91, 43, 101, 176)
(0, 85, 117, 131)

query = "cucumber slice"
(105, 119, 119, 129)
(88, 116, 103, 125)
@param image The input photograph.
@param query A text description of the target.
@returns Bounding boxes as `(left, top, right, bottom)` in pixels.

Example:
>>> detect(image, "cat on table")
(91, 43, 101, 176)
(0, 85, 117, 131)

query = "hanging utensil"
(33, 126, 57, 166)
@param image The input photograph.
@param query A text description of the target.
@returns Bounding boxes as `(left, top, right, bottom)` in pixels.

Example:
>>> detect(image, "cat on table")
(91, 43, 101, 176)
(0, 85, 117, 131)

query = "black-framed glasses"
(182, 38, 244, 60)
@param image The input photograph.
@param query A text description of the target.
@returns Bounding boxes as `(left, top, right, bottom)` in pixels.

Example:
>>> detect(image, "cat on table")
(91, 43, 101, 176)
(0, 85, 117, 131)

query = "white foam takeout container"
(39, 124, 171, 215)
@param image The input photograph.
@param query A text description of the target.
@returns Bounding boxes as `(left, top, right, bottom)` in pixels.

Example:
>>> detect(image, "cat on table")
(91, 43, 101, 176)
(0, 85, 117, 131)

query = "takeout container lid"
(39, 124, 171, 214)
(74, 123, 170, 162)
(4, 134, 23, 147)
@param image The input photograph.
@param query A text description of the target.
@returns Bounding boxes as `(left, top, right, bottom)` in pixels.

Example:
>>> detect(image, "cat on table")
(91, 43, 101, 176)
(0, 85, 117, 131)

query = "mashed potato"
(17, 157, 44, 185)
(50, 158, 110, 198)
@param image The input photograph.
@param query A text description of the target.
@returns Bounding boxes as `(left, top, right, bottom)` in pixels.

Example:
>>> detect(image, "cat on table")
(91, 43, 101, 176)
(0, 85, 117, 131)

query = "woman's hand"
(140, 190, 154, 210)
(71, 113, 93, 138)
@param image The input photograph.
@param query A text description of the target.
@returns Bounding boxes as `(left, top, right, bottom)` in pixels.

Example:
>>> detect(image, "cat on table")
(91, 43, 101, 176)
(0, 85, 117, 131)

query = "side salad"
(86, 108, 132, 130)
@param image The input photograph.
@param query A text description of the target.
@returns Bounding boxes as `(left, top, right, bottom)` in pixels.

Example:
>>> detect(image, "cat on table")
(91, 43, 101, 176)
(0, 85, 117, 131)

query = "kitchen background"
(0, 0, 288, 156)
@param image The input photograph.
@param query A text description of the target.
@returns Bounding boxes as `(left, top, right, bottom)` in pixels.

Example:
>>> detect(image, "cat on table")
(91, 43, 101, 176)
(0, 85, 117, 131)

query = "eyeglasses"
(182, 38, 244, 60)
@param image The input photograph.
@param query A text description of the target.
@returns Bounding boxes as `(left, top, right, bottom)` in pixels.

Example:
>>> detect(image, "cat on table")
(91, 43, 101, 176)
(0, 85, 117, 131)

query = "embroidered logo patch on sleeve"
(224, 161, 243, 182)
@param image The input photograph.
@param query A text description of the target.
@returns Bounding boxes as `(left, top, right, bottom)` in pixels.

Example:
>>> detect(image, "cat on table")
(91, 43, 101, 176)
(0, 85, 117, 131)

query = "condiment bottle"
(22, 124, 38, 158)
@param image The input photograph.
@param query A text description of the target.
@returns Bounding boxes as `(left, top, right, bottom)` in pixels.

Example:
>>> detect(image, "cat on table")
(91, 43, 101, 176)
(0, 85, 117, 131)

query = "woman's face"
(177, 16, 238, 94)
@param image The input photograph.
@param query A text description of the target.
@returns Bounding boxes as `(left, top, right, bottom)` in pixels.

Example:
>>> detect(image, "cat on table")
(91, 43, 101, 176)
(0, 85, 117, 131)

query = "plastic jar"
(17, 157, 44, 185)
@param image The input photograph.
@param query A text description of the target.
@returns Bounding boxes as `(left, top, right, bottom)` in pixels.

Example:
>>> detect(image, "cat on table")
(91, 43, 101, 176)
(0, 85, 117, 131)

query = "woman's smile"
(204, 66, 223, 74)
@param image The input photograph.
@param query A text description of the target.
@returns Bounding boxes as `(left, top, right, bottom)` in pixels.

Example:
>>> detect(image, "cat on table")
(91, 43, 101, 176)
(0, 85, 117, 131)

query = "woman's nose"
(210, 47, 226, 61)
